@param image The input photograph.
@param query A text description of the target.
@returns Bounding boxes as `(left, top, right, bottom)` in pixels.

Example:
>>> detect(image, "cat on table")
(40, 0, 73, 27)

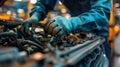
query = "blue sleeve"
(30, 0, 57, 20)
(77, 0, 112, 32)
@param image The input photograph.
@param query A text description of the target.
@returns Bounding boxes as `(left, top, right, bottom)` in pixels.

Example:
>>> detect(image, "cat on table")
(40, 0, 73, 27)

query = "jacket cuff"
(70, 17, 82, 33)
(30, 6, 46, 20)
(30, 12, 41, 21)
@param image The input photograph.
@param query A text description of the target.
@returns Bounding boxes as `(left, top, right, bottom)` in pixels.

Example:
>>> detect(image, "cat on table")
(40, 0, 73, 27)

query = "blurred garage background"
(0, 0, 120, 67)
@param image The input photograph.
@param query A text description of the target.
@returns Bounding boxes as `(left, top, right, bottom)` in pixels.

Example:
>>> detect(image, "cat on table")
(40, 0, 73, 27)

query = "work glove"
(45, 16, 81, 36)
(21, 12, 40, 35)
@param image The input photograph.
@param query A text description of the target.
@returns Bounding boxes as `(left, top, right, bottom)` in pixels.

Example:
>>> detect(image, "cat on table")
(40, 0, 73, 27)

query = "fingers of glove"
(47, 22, 54, 34)
(21, 22, 30, 34)
(25, 26, 31, 35)
(57, 28, 65, 35)
(48, 23, 60, 34)
(51, 26, 64, 36)
(21, 24, 26, 33)
(45, 19, 56, 31)
(21, 26, 24, 33)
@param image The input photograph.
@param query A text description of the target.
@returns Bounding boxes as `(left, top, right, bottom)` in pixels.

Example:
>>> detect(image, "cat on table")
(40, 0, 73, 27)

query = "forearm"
(74, 0, 111, 32)
(30, 0, 57, 21)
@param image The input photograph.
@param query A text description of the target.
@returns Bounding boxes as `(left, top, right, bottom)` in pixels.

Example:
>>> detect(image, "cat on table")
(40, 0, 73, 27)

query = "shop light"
(30, 0, 37, 4)
(15, 0, 22, 2)
(17, 9, 24, 13)
(7, 11, 12, 15)
(59, 1, 62, 5)
(116, 3, 120, 8)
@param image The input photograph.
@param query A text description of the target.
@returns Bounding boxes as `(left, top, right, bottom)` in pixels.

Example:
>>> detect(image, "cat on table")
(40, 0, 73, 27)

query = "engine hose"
(0, 32, 17, 37)
(17, 39, 43, 50)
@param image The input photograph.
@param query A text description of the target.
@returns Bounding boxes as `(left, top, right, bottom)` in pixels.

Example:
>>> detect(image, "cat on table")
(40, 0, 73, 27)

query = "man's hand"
(21, 12, 40, 35)
(45, 16, 72, 36)
(21, 17, 39, 35)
